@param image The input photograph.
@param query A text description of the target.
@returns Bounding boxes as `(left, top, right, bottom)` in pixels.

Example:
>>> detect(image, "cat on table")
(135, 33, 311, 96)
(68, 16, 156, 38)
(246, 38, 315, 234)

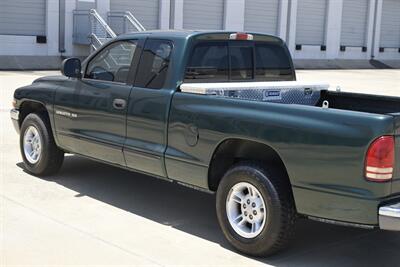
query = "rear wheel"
(20, 113, 64, 176)
(216, 162, 296, 256)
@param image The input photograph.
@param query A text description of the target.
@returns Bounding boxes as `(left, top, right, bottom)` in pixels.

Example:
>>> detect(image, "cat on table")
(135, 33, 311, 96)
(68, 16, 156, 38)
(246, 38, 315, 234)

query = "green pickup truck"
(10, 31, 400, 256)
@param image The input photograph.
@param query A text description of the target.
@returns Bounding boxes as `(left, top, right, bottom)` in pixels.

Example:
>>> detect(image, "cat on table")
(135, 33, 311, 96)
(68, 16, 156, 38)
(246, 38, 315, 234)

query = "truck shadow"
(18, 155, 400, 266)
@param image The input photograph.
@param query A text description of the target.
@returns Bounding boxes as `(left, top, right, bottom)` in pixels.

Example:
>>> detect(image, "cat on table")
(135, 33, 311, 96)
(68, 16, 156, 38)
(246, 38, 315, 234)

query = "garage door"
(296, 0, 328, 45)
(380, 0, 400, 48)
(244, 0, 279, 35)
(183, 0, 224, 30)
(0, 0, 46, 36)
(341, 0, 369, 47)
(110, 0, 159, 30)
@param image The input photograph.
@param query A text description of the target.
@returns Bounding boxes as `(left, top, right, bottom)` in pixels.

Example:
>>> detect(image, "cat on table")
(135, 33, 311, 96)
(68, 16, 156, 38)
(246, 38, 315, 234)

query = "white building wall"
(286, 0, 298, 54)
(182, 0, 225, 30)
(0, 0, 59, 56)
(325, 0, 343, 59)
(171, 0, 184, 29)
(380, 0, 400, 48)
(159, 0, 171, 30)
(96, 0, 110, 20)
(1, 0, 400, 62)
(0, 35, 49, 56)
(277, 0, 289, 41)
(372, 0, 400, 60)
(110, 0, 160, 30)
(341, 0, 369, 47)
(224, 0, 245, 31)
(295, 0, 328, 46)
(338, 0, 376, 60)
(244, 0, 280, 35)
(64, 0, 89, 57)
(0, 0, 46, 36)
(287, 0, 331, 59)
(286, 0, 395, 60)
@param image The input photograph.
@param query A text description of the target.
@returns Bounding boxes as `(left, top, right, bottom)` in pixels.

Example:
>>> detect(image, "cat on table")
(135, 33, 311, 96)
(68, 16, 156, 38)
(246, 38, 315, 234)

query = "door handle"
(113, 98, 126, 110)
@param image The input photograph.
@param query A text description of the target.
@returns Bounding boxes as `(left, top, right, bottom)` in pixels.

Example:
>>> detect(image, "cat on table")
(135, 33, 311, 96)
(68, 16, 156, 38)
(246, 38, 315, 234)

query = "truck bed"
(318, 91, 400, 115)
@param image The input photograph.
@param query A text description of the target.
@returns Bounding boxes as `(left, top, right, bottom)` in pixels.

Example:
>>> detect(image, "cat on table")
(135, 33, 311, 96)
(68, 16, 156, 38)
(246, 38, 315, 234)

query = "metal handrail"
(90, 9, 117, 38)
(89, 33, 115, 67)
(74, 8, 145, 51)
(107, 11, 145, 34)
(89, 33, 104, 53)
(125, 11, 145, 32)
(90, 33, 103, 47)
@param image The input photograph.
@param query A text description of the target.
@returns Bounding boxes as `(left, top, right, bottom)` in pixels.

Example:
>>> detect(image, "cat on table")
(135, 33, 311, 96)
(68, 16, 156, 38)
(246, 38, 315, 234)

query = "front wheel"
(216, 162, 296, 257)
(20, 113, 64, 176)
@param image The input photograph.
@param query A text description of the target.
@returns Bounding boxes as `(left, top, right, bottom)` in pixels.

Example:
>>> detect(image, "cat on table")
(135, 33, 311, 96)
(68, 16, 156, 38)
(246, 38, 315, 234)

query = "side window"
(255, 44, 294, 81)
(184, 42, 228, 82)
(135, 40, 173, 89)
(85, 40, 137, 83)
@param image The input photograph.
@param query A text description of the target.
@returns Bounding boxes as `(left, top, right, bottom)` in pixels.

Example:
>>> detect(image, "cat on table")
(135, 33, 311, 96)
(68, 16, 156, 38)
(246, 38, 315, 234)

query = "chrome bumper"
(379, 202, 400, 231)
(10, 109, 20, 133)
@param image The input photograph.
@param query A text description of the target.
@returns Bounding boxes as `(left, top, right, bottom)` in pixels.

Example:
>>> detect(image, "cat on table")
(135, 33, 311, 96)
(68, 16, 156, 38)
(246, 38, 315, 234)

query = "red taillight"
(229, 33, 254, 41)
(365, 136, 395, 182)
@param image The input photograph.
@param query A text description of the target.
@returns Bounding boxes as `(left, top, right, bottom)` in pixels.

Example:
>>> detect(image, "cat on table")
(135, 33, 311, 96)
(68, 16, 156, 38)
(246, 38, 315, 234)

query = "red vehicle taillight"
(365, 136, 395, 182)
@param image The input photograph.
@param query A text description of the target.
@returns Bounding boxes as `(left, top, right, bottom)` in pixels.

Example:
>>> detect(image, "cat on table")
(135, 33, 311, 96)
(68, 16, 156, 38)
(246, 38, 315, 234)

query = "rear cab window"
(255, 43, 294, 81)
(185, 42, 228, 82)
(230, 45, 253, 81)
(184, 35, 294, 83)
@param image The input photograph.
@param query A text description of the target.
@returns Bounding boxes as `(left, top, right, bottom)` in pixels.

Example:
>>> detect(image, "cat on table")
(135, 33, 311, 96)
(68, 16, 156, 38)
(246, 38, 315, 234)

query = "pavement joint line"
(0, 194, 166, 267)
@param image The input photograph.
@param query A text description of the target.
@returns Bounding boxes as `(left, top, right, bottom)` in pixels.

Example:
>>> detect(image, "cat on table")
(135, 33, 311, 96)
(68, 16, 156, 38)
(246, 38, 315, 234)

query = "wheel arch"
(19, 100, 50, 127)
(208, 138, 291, 192)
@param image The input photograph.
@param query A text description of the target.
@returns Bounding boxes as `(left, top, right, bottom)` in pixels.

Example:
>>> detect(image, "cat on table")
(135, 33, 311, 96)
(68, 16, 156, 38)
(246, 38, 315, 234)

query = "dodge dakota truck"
(10, 31, 400, 256)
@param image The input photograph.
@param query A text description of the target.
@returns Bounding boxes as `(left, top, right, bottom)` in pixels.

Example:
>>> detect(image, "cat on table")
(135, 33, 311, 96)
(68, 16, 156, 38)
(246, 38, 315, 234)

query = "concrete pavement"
(297, 69, 400, 96)
(1, 70, 400, 266)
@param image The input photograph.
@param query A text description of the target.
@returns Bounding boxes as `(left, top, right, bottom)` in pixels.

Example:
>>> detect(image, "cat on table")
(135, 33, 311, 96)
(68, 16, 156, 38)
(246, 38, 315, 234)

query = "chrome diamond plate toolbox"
(180, 81, 330, 106)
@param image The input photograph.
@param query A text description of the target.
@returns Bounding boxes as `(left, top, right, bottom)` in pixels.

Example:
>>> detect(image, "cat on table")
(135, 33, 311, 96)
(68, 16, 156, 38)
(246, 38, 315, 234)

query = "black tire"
(20, 113, 64, 176)
(216, 161, 296, 257)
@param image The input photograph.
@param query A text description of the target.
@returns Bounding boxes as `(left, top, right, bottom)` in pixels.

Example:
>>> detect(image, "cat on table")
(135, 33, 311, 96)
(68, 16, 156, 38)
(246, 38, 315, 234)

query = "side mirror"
(61, 58, 82, 78)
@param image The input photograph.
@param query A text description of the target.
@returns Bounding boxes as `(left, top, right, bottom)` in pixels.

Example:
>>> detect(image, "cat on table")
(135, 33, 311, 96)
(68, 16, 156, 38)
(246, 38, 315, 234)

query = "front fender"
(13, 78, 63, 146)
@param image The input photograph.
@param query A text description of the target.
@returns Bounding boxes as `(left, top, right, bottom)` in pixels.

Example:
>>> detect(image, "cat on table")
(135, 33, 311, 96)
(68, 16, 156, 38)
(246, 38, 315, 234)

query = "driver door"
(54, 40, 139, 166)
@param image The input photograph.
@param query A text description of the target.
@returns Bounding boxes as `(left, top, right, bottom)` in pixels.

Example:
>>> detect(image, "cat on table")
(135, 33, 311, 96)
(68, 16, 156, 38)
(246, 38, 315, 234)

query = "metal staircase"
(89, 9, 116, 51)
(107, 11, 145, 35)
(73, 8, 145, 51)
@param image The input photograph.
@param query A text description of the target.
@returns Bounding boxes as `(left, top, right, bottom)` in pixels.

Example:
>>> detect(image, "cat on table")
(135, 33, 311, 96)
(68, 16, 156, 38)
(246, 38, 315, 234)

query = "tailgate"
(391, 114, 400, 194)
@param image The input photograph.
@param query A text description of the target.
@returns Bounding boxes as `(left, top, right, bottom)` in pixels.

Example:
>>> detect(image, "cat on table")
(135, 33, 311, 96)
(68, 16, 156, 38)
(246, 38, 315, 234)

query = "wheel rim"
(23, 126, 42, 164)
(226, 182, 267, 238)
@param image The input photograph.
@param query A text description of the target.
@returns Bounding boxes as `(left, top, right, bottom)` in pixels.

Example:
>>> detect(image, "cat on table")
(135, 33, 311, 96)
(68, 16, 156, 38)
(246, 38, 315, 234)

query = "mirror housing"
(61, 58, 82, 78)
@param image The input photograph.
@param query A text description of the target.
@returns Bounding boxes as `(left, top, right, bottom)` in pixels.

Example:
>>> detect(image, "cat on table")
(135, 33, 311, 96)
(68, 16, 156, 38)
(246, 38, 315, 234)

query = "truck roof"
(116, 30, 283, 43)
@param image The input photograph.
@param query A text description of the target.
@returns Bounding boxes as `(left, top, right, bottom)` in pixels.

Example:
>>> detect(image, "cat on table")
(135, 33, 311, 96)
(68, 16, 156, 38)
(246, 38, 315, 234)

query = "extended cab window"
(85, 40, 137, 83)
(135, 40, 172, 89)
